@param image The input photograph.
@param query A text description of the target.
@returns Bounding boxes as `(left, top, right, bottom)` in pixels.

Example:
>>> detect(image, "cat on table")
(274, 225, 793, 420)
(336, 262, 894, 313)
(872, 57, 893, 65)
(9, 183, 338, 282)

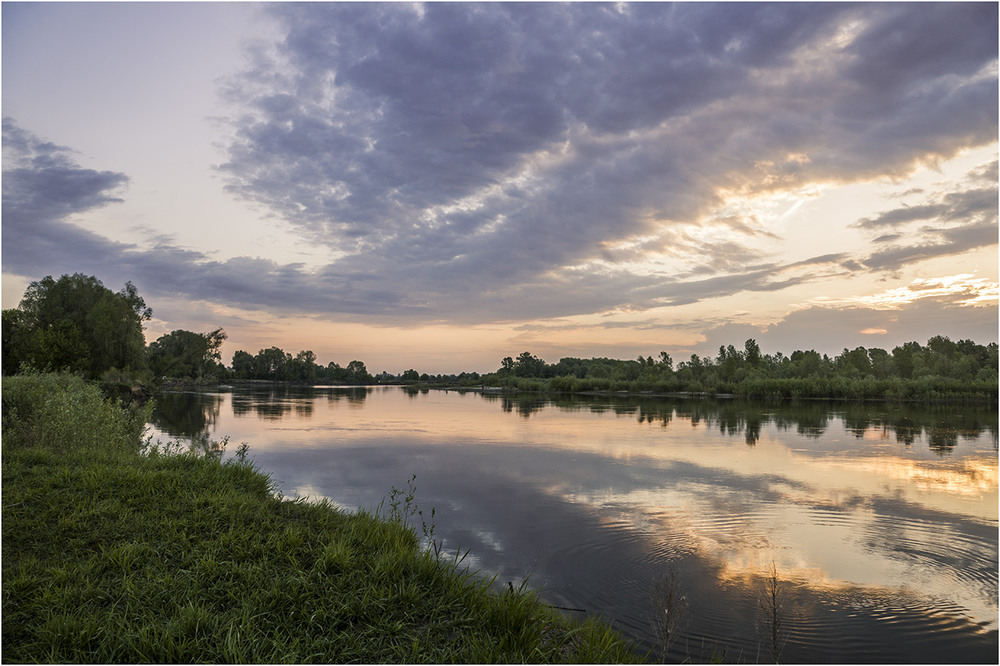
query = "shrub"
(2, 372, 151, 454)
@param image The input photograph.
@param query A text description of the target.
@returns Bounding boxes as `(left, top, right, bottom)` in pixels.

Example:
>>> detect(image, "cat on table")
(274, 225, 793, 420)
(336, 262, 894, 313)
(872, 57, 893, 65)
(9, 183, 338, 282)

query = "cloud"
(1, 117, 133, 274)
(850, 162, 998, 272)
(701, 292, 998, 358)
(4, 5, 996, 332)
(215, 3, 997, 321)
(855, 161, 998, 231)
(859, 221, 998, 273)
(846, 155, 999, 273)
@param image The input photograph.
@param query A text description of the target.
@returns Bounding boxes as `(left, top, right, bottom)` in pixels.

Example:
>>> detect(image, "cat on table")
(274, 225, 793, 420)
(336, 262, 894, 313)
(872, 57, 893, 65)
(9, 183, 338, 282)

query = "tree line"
(0, 274, 455, 388)
(481, 337, 998, 402)
(2, 273, 997, 402)
(1, 275, 377, 386)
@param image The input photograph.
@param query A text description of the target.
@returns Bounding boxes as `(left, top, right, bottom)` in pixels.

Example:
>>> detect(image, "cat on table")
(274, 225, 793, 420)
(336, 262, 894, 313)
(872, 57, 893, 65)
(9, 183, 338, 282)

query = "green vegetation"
(2, 273, 151, 379)
(2, 372, 637, 663)
(3, 272, 995, 402)
(148, 328, 228, 381)
(231, 347, 374, 384)
(480, 338, 998, 402)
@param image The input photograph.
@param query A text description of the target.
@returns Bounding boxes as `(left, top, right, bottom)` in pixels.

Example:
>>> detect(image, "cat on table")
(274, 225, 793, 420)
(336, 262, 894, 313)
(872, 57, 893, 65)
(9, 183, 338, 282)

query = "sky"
(2, 2, 997, 375)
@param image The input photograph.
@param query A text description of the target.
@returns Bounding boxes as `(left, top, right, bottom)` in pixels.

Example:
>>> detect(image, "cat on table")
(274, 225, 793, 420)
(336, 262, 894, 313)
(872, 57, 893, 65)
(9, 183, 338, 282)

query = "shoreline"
(156, 376, 996, 404)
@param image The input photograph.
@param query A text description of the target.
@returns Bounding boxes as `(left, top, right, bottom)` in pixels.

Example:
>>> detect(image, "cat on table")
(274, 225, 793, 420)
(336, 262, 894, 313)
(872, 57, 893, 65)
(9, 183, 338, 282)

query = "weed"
(649, 563, 689, 661)
(756, 561, 789, 664)
(383, 474, 443, 558)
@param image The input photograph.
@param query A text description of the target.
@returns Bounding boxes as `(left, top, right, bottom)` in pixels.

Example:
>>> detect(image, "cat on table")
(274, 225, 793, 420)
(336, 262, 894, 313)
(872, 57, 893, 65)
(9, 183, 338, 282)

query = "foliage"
(2, 274, 151, 379)
(482, 337, 998, 402)
(1, 372, 637, 663)
(2, 372, 151, 456)
(148, 328, 227, 380)
(97, 367, 153, 405)
(229, 346, 374, 384)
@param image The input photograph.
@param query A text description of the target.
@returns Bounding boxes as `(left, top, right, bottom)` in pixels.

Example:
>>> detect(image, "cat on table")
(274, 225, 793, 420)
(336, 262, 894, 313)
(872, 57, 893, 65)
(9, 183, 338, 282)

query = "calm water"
(148, 386, 998, 663)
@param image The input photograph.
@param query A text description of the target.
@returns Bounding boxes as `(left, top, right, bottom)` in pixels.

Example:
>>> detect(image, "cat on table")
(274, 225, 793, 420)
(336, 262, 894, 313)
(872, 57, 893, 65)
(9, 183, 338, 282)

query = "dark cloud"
(4, 4, 996, 330)
(850, 157, 998, 272)
(858, 216, 997, 274)
(844, 3, 998, 92)
(214, 3, 996, 321)
(634, 253, 852, 309)
(0, 106, 980, 331)
(2, 117, 132, 274)
(967, 160, 999, 184)
(855, 186, 997, 231)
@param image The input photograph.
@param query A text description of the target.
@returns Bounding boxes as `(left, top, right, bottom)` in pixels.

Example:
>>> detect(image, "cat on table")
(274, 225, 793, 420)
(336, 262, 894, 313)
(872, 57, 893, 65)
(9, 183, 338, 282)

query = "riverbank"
(460, 375, 998, 403)
(161, 375, 998, 405)
(2, 373, 639, 663)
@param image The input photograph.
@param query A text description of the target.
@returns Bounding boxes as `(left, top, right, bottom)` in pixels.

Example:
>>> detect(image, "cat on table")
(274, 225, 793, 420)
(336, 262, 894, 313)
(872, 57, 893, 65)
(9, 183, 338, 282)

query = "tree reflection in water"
(144, 386, 997, 662)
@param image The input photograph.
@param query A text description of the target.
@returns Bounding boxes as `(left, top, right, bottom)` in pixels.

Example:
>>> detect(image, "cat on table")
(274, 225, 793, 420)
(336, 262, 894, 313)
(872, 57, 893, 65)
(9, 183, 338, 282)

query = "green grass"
(2, 372, 638, 663)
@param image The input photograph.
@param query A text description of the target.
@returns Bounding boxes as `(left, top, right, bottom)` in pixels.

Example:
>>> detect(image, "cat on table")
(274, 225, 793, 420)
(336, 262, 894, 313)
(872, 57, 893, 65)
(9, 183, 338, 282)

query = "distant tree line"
(228, 347, 373, 384)
(482, 338, 998, 402)
(2, 273, 997, 402)
(1, 274, 465, 389)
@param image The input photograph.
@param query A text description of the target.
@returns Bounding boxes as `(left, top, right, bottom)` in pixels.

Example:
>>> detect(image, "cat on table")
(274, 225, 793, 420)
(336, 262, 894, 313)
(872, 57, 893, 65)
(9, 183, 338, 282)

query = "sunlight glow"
(814, 274, 999, 309)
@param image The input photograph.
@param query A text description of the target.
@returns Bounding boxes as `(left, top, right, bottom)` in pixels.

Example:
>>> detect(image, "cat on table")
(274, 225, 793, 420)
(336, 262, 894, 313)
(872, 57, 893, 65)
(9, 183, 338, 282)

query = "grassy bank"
(2, 373, 638, 663)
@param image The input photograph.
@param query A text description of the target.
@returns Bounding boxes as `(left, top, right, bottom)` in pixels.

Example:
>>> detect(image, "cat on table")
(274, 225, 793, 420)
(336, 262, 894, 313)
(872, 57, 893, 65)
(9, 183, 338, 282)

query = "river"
(148, 385, 998, 663)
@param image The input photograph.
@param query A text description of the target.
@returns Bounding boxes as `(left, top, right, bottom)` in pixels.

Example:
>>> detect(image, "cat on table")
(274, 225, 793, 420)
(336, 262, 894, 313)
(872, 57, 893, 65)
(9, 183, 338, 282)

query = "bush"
(2, 372, 151, 454)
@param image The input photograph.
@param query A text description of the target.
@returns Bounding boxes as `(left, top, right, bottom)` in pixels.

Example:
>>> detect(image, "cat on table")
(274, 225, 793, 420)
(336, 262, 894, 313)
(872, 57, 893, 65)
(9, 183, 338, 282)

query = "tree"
(255, 347, 292, 380)
(231, 350, 254, 379)
(3, 273, 151, 377)
(868, 347, 893, 379)
(401, 369, 420, 381)
(346, 360, 372, 383)
(148, 328, 227, 379)
(838, 346, 872, 377)
(325, 361, 347, 383)
(891, 342, 920, 379)
(501, 357, 515, 374)
(514, 351, 546, 377)
(291, 350, 318, 383)
(744, 339, 762, 367)
(2, 309, 29, 374)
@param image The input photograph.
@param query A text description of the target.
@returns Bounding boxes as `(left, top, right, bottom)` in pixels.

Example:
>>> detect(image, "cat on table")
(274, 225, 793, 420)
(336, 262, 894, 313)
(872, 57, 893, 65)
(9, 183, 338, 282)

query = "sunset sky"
(3, 2, 997, 375)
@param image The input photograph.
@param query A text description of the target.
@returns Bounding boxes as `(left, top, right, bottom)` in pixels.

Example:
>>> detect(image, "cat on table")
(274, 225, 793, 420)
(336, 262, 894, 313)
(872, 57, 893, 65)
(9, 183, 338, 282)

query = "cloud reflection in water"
(148, 387, 997, 662)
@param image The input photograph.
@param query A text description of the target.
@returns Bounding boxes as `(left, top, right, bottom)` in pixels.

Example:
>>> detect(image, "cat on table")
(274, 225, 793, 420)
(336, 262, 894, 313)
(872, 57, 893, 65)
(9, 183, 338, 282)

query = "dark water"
(148, 386, 998, 663)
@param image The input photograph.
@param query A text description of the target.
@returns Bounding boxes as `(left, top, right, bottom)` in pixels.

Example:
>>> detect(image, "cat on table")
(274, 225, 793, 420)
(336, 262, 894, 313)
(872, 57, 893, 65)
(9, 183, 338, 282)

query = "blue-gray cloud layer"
(4, 3, 997, 327)
(855, 160, 999, 272)
(216, 2, 997, 319)
(2, 117, 131, 272)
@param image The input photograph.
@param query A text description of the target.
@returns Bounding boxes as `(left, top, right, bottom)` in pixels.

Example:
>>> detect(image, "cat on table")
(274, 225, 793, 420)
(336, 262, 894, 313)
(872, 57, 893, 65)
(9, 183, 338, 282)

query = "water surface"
(149, 386, 998, 663)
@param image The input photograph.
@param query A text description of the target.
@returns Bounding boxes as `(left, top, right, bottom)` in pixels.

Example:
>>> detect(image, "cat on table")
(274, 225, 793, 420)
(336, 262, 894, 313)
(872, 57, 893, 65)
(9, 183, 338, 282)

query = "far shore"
(152, 377, 995, 405)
